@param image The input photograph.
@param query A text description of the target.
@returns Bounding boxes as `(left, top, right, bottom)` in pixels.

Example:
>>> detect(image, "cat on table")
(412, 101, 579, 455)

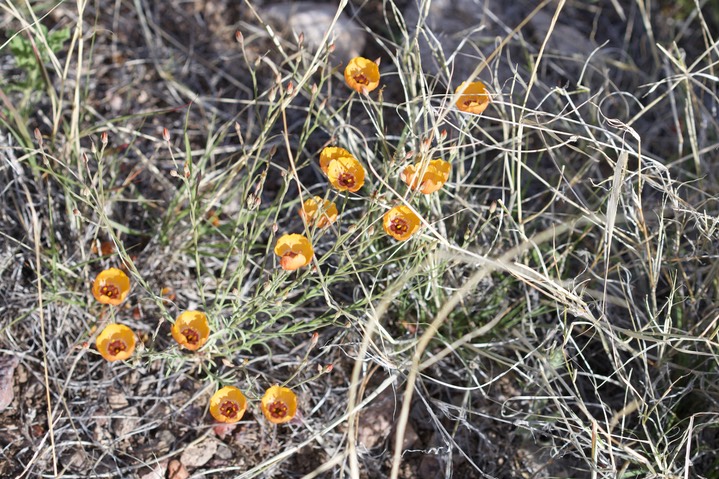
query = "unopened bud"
(162, 128, 170, 142)
(101, 131, 108, 147)
(440, 129, 447, 141)
(287, 81, 294, 95)
(235, 31, 243, 44)
(310, 332, 319, 348)
(34, 128, 43, 146)
(297, 32, 304, 47)
(272, 223, 278, 233)
(246, 193, 256, 209)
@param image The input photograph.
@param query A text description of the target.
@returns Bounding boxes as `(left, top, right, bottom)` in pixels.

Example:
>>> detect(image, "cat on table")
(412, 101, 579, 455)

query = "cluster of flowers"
(88, 57, 489, 424)
(273, 56, 490, 271)
(91, 268, 297, 424)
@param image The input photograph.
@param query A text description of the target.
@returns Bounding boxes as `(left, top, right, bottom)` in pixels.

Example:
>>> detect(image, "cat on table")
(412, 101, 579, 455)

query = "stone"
(0, 354, 19, 412)
(180, 437, 219, 468)
(139, 461, 168, 479)
(262, 2, 366, 64)
(112, 406, 140, 439)
(403, 0, 518, 85)
(403, 0, 604, 89)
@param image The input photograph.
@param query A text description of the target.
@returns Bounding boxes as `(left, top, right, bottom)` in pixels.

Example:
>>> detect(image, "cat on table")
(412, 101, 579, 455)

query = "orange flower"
(274, 234, 314, 271)
(300, 197, 338, 228)
(383, 205, 421, 241)
(96, 323, 136, 362)
(92, 268, 131, 306)
(400, 159, 452, 194)
(209, 386, 247, 423)
(327, 156, 365, 193)
(171, 310, 210, 351)
(261, 385, 297, 424)
(319, 146, 353, 175)
(344, 57, 380, 94)
(455, 81, 490, 115)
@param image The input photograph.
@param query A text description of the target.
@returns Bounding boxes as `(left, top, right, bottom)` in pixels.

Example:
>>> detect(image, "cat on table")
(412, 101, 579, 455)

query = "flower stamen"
(101, 284, 119, 298)
(338, 173, 355, 189)
(107, 339, 127, 356)
(390, 218, 409, 235)
(268, 400, 288, 419)
(219, 400, 240, 419)
(353, 73, 369, 85)
(181, 328, 200, 345)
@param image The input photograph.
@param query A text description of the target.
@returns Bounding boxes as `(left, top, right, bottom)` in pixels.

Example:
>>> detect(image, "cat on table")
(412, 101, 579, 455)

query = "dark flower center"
(338, 173, 355, 188)
(101, 284, 120, 298)
(268, 400, 288, 419)
(181, 328, 200, 345)
(390, 218, 409, 235)
(107, 339, 127, 356)
(353, 73, 369, 85)
(220, 400, 240, 419)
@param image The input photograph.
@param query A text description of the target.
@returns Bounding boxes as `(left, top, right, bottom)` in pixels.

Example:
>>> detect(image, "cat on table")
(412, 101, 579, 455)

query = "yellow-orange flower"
(455, 81, 490, 115)
(327, 156, 365, 193)
(344, 57, 380, 94)
(400, 159, 452, 194)
(209, 386, 247, 423)
(261, 385, 297, 424)
(300, 197, 338, 228)
(319, 146, 353, 175)
(92, 268, 131, 306)
(383, 205, 421, 241)
(274, 234, 314, 271)
(96, 323, 136, 362)
(171, 310, 210, 351)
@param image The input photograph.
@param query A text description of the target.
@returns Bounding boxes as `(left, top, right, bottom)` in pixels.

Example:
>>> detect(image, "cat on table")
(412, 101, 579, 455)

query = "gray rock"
(403, 0, 518, 86)
(180, 437, 220, 468)
(403, 0, 605, 90)
(262, 2, 366, 64)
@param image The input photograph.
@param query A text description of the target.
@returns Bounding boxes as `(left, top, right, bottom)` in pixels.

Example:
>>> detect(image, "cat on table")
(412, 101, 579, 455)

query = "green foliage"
(7, 23, 70, 91)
